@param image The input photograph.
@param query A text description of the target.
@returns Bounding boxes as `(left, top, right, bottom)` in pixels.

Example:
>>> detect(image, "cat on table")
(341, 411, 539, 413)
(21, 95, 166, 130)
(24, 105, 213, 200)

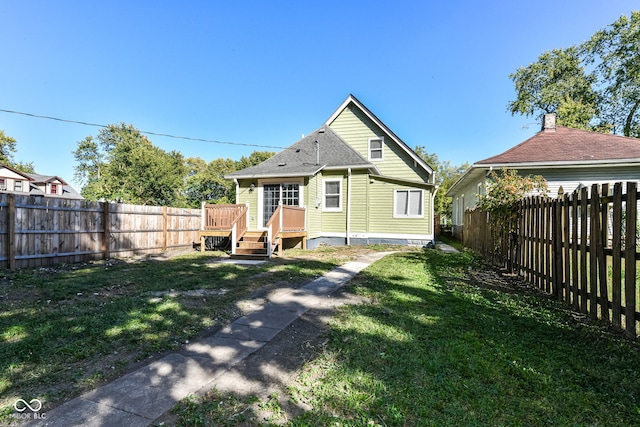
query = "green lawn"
(0, 249, 356, 422)
(174, 249, 640, 426)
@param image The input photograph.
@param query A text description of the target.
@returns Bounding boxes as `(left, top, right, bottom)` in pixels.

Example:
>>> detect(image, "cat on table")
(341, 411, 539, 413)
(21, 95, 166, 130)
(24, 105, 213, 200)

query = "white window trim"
(322, 178, 343, 212)
(368, 137, 384, 161)
(393, 189, 424, 218)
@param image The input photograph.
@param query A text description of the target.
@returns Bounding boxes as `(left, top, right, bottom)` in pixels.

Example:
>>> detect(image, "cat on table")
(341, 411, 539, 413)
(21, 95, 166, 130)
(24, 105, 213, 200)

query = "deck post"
(231, 223, 237, 255)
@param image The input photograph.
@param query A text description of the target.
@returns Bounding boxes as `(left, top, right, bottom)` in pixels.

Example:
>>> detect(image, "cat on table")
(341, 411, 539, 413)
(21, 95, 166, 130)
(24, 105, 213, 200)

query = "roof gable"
(0, 164, 35, 181)
(325, 94, 433, 175)
(477, 126, 640, 165)
(26, 173, 68, 185)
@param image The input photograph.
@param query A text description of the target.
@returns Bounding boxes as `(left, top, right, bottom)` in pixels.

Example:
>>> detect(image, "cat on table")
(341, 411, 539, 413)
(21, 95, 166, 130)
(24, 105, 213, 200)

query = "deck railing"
(282, 205, 306, 231)
(202, 204, 247, 230)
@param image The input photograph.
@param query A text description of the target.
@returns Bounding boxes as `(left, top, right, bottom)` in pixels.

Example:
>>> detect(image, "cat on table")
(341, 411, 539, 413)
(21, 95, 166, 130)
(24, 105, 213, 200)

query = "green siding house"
(216, 95, 435, 254)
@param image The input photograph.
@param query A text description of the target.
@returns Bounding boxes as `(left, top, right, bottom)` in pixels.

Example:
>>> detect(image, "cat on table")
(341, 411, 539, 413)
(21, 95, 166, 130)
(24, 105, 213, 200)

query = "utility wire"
(0, 108, 287, 150)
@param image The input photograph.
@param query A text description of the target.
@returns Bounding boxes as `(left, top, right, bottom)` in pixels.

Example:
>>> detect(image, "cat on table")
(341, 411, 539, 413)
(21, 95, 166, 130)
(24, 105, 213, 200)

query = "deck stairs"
(231, 231, 277, 259)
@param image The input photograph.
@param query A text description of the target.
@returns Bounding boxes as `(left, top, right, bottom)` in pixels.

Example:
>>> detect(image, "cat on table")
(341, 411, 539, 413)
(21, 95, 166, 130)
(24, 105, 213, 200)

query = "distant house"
(446, 114, 640, 239)
(208, 94, 435, 256)
(0, 164, 83, 199)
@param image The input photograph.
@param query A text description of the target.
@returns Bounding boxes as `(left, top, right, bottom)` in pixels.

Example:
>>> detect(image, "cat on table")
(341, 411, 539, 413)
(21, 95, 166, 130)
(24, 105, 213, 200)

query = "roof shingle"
(477, 126, 640, 165)
(226, 127, 373, 178)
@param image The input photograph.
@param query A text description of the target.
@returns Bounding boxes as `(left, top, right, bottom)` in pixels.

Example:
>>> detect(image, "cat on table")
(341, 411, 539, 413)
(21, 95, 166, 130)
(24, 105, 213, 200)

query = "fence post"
(552, 196, 563, 299)
(624, 182, 637, 337)
(162, 206, 168, 252)
(102, 202, 110, 260)
(7, 194, 15, 269)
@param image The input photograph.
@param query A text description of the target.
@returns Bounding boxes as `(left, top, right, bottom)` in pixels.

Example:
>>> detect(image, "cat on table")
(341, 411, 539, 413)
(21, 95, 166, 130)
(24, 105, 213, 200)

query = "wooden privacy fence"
(0, 194, 201, 269)
(464, 181, 640, 337)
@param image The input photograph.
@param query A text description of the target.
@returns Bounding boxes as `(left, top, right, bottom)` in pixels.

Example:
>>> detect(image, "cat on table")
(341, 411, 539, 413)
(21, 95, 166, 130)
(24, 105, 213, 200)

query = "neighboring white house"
(446, 114, 640, 239)
(0, 164, 83, 199)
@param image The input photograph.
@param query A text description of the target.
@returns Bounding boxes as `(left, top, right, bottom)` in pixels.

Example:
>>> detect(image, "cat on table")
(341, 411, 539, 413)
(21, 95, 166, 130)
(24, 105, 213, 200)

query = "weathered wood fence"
(464, 181, 640, 337)
(0, 194, 201, 269)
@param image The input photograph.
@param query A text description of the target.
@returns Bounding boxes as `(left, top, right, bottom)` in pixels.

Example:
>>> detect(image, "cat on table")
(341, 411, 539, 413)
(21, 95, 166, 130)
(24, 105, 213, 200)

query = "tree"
(415, 146, 469, 222)
(181, 150, 276, 207)
(477, 169, 547, 240)
(235, 151, 276, 171)
(0, 130, 36, 173)
(183, 157, 236, 207)
(584, 11, 640, 137)
(508, 47, 598, 129)
(73, 123, 186, 206)
(509, 12, 640, 136)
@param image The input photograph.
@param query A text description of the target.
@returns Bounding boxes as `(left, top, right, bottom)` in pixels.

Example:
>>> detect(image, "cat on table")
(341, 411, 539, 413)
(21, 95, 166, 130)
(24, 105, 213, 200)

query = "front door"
(262, 183, 301, 227)
(263, 184, 280, 227)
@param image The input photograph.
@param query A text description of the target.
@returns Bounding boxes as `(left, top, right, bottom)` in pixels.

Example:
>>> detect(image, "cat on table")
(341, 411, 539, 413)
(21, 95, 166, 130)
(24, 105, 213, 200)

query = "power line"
(0, 108, 286, 150)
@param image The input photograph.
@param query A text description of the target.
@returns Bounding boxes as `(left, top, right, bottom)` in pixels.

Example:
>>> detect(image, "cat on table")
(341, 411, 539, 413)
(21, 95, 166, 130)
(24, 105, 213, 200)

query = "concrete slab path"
(26, 251, 394, 427)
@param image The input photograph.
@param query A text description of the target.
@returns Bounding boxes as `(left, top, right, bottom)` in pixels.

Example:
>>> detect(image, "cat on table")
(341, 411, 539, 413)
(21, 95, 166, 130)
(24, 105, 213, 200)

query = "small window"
(14, 180, 22, 192)
(323, 179, 342, 211)
(0, 178, 5, 190)
(369, 137, 384, 160)
(394, 189, 423, 217)
(50, 184, 58, 194)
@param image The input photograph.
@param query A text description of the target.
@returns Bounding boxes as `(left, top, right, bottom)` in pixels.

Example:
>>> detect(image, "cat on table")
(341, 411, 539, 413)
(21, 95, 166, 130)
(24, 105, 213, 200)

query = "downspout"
(347, 168, 352, 245)
(431, 185, 438, 243)
(234, 179, 239, 204)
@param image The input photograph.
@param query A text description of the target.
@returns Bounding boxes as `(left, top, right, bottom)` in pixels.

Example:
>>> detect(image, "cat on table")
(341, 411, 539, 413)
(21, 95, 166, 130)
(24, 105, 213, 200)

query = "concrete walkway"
(27, 251, 394, 427)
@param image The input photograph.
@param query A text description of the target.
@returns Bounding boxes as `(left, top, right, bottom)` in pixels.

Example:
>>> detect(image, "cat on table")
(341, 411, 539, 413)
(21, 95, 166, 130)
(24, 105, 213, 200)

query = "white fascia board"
(225, 168, 324, 180)
(478, 159, 640, 169)
(370, 174, 435, 188)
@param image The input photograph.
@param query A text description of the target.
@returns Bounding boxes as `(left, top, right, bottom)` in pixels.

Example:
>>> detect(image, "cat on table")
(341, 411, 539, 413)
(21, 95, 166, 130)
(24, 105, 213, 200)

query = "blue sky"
(0, 1, 637, 189)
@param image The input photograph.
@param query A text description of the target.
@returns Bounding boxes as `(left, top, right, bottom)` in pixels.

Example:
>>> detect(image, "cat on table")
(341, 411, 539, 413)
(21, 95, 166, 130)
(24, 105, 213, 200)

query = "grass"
(0, 247, 369, 422)
(173, 249, 640, 426)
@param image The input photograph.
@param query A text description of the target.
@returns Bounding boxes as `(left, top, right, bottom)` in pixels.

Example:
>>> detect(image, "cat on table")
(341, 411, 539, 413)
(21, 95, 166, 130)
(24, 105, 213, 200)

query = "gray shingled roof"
(25, 173, 83, 199)
(226, 127, 375, 179)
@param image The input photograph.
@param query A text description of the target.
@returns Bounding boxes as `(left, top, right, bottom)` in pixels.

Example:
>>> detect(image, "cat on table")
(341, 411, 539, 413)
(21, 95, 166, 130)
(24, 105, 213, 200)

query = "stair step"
(235, 248, 268, 256)
(230, 253, 269, 261)
(241, 232, 266, 242)
(237, 241, 266, 250)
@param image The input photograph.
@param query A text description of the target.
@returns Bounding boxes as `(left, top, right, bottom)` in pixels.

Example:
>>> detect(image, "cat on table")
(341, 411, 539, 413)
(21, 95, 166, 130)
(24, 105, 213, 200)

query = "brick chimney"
(542, 113, 556, 132)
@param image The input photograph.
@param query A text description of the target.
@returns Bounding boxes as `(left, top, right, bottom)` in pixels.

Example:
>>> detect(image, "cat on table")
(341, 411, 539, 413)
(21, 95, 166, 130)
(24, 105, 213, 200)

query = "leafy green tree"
(0, 130, 36, 173)
(235, 151, 276, 171)
(184, 157, 236, 207)
(508, 47, 598, 129)
(509, 12, 640, 136)
(415, 146, 469, 222)
(73, 123, 186, 206)
(477, 169, 547, 238)
(584, 11, 640, 137)
(182, 150, 276, 207)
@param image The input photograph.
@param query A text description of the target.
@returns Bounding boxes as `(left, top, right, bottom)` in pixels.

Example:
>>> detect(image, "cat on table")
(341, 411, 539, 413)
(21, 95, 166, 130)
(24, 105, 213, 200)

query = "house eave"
(371, 174, 435, 188)
(446, 158, 640, 197)
(477, 158, 640, 169)
(225, 166, 325, 180)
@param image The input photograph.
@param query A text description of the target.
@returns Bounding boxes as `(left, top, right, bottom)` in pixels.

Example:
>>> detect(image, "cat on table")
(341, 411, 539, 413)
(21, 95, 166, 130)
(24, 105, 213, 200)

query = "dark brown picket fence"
(464, 182, 639, 337)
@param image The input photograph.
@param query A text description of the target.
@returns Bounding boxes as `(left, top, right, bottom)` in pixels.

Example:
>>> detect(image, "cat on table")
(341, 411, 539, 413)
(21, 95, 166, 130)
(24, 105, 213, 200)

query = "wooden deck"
(199, 204, 306, 257)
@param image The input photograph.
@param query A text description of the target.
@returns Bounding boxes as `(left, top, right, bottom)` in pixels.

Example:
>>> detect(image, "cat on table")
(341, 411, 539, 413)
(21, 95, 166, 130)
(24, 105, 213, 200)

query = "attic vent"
(278, 162, 286, 167)
(318, 128, 325, 133)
